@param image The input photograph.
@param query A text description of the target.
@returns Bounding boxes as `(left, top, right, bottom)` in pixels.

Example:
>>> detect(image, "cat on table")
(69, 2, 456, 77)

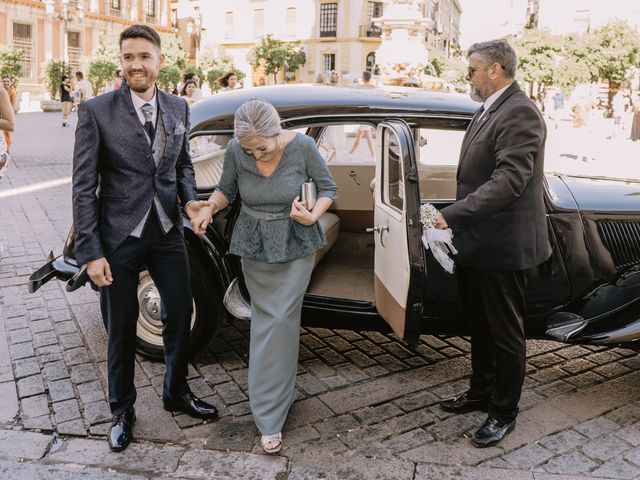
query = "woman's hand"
(290, 196, 317, 226)
(187, 201, 215, 235)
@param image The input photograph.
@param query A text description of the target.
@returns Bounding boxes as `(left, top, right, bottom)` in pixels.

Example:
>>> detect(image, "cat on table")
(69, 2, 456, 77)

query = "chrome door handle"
(366, 225, 389, 234)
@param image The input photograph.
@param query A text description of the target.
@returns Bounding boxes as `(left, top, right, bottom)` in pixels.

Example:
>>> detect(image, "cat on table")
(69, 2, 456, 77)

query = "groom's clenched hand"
(87, 257, 113, 287)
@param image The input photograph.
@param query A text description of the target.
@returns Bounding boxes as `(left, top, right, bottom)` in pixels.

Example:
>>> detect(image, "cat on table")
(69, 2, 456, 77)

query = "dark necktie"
(141, 103, 155, 145)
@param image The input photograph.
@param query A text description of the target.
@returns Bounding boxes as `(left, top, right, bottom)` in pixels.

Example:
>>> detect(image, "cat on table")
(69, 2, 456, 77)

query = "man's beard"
(469, 84, 484, 102)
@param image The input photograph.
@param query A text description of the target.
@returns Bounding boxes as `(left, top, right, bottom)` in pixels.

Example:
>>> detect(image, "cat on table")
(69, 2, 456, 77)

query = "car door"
(373, 120, 425, 346)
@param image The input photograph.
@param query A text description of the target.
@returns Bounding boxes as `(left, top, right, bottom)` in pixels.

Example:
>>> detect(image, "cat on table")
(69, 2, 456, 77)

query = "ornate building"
(174, 0, 461, 87)
(0, 0, 174, 97)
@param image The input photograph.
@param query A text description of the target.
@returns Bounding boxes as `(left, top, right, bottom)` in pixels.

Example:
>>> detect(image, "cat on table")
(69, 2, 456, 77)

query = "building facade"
(0, 0, 174, 97)
(174, 0, 462, 87)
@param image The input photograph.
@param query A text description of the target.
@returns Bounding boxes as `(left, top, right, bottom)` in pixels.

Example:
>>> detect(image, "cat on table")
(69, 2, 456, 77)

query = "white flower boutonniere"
(419, 203, 458, 274)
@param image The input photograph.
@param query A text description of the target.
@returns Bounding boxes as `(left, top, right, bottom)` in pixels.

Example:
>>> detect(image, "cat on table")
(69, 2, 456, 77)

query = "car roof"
(190, 84, 479, 132)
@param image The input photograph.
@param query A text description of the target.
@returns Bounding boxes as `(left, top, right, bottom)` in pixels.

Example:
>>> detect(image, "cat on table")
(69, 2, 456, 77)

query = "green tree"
(87, 59, 118, 95)
(247, 35, 306, 84)
(0, 46, 23, 85)
(514, 29, 562, 96)
(157, 65, 182, 93)
(590, 21, 640, 85)
(42, 60, 72, 100)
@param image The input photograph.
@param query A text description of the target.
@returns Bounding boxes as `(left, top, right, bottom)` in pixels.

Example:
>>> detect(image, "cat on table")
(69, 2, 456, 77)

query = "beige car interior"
(190, 125, 462, 304)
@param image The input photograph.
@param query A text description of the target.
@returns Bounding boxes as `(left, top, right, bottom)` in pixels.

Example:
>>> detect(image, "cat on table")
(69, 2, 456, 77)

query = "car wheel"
(135, 258, 224, 361)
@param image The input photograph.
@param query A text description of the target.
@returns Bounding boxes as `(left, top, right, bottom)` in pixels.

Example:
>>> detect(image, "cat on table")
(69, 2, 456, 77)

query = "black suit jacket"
(72, 83, 197, 265)
(441, 81, 552, 270)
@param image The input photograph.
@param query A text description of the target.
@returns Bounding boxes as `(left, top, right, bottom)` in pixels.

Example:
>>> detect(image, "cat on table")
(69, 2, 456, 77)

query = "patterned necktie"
(141, 103, 155, 145)
(473, 105, 485, 126)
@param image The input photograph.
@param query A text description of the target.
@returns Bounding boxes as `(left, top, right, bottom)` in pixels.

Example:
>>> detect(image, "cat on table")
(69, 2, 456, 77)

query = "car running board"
(545, 312, 587, 342)
(223, 277, 251, 321)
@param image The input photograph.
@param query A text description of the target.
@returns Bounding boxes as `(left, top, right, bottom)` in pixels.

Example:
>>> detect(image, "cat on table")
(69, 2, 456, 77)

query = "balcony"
(320, 29, 336, 38)
(359, 24, 381, 38)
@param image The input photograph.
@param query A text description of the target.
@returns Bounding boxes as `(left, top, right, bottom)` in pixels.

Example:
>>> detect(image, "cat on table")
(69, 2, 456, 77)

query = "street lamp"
(44, 0, 85, 65)
(186, 12, 203, 68)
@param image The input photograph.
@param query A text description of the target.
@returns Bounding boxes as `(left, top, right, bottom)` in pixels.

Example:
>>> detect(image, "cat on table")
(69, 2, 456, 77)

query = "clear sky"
(458, 0, 527, 49)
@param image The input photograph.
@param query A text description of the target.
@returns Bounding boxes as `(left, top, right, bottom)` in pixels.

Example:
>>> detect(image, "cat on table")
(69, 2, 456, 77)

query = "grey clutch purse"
(301, 179, 317, 210)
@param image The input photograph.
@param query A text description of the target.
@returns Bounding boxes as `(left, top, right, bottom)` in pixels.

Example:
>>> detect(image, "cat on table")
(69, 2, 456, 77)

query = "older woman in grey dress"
(192, 99, 337, 453)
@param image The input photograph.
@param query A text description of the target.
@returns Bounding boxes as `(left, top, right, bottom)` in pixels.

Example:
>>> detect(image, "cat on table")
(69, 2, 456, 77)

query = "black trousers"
(100, 212, 192, 415)
(457, 266, 529, 423)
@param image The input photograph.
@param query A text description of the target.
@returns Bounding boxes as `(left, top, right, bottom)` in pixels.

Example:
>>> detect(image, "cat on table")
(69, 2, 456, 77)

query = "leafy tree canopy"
(0, 46, 23, 86)
(247, 35, 306, 84)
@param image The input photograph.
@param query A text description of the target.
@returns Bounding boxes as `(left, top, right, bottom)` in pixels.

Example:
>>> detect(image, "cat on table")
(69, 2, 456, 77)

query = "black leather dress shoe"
(163, 391, 219, 420)
(108, 407, 136, 452)
(471, 416, 516, 448)
(440, 391, 490, 413)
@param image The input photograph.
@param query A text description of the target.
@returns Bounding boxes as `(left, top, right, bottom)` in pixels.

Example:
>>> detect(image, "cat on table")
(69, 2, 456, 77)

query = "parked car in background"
(30, 85, 640, 360)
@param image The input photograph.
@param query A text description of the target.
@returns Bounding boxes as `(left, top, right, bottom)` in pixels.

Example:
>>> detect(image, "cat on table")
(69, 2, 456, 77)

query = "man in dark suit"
(72, 25, 217, 452)
(436, 39, 551, 447)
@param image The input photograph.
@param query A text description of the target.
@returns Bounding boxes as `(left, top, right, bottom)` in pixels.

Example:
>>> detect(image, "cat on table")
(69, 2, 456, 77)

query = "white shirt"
(483, 82, 513, 114)
(130, 89, 157, 134)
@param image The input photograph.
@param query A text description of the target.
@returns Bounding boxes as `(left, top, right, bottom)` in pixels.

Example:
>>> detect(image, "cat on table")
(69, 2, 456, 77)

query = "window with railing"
(254, 9, 264, 39)
(361, 1, 382, 37)
(320, 3, 337, 37)
(225, 11, 234, 39)
(67, 31, 82, 74)
(13, 23, 33, 79)
(323, 53, 335, 72)
(146, 0, 156, 18)
(107, 0, 122, 17)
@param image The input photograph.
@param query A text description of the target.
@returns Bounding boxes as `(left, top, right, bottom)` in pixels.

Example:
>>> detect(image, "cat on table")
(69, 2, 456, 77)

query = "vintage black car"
(29, 85, 640, 360)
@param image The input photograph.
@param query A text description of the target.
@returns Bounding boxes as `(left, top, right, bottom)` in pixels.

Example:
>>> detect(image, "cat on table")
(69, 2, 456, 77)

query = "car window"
(317, 124, 376, 164)
(383, 128, 404, 212)
(416, 128, 465, 200)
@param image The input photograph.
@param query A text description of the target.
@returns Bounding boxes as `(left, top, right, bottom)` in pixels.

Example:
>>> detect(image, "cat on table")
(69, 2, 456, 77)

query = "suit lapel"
(458, 82, 523, 172)
(119, 83, 156, 169)
(157, 90, 176, 162)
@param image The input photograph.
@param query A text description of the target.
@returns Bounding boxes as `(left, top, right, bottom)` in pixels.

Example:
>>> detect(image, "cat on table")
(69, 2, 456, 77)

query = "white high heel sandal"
(261, 432, 282, 454)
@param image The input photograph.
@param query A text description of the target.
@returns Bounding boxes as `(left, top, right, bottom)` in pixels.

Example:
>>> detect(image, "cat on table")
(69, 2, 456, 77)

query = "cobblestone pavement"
(1, 111, 640, 479)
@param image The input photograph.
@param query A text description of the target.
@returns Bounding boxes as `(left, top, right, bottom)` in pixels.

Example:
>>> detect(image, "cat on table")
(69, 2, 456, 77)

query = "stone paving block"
(59, 332, 83, 350)
(560, 358, 595, 374)
(0, 459, 148, 480)
(556, 346, 591, 360)
(89, 423, 111, 436)
(46, 438, 186, 474)
(319, 357, 470, 415)
(198, 363, 232, 385)
(314, 414, 359, 437)
(26, 308, 49, 322)
(41, 360, 69, 383)
(623, 444, 640, 467)
(591, 458, 640, 479)
(3, 305, 27, 318)
(503, 442, 556, 470)
(8, 328, 32, 345)
(228, 401, 252, 417)
(322, 374, 350, 389)
(427, 410, 484, 442)
(4, 316, 28, 331)
(354, 339, 385, 356)
(63, 347, 90, 366)
(415, 464, 534, 480)
(580, 434, 630, 461)
(36, 344, 63, 363)
(53, 320, 77, 336)
(215, 381, 248, 405)
(573, 417, 620, 439)
(333, 363, 368, 384)
(0, 429, 52, 460)
(541, 451, 597, 475)
(17, 374, 45, 398)
(343, 349, 378, 368)
(383, 407, 439, 436)
(32, 331, 58, 349)
(174, 448, 287, 480)
(617, 422, 640, 447)
(139, 359, 165, 378)
(304, 359, 337, 379)
(56, 418, 88, 436)
(10, 341, 35, 360)
(13, 357, 40, 379)
(528, 353, 566, 369)
(133, 386, 185, 443)
(535, 380, 575, 398)
(586, 350, 622, 365)
(563, 371, 603, 389)
(620, 355, 640, 369)
(21, 394, 50, 418)
(316, 347, 347, 366)
(23, 414, 54, 431)
(0, 380, 19, 424)
(530, 367, 566, 384)
(414, 344, 446, 362)
(606, 404, 640, 427)
(324, 335, 354, 352)
(539, 429, 589, 454)
(402, 438, 503, 466)
(593, 362, 631, 379)
(30, 319, 54, 334)
(69, 363, 98, 384)
(53, 399, 82, 424)
(499, 402, 575, 451)
(382, 428, 433, 454)
(354, 402, 403, 426)
(284, 398, 334, 430)
(48, 378, 75, 402)
(295, 373, 328, 396)
(394, 390, 440, 412)
(83, 400, 111, 425)
(288, 452, 414, 480)
(215, 350, 246, 371)
(374, 354, 407, 372)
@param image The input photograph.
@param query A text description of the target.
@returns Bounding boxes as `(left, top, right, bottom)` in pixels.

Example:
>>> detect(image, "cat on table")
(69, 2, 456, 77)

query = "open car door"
(372, 120, 425, 346)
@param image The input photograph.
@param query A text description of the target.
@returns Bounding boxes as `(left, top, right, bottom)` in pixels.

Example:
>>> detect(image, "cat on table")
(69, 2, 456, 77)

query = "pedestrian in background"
(329, 71, 339, 85)
(180, 79, 197, 107)
(72, 24, 218, 453)
(178, 72, 202, 101)
(437, 39, 550, 448)
(218, 72, 239, 92)
(2, 76, 19, 150)
(0, 84, 16, 257)
(75, 71, 93, 103)
(631, 93, 640, 142)
(191, 99, 337, 454)
(60, 75, 73, 127)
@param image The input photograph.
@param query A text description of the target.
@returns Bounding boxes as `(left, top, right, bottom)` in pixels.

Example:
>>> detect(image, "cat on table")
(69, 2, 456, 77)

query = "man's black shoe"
(440, 391, 490, 413)
(471, 416, 516, 448)
(108, 407, 136, 452)
(163, 391, 219, 420)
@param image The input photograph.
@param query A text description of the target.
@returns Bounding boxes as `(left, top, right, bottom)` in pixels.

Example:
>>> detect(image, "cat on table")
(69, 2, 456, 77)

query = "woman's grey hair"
(234, 99, 282, 143)
(467, 39, 517, 79)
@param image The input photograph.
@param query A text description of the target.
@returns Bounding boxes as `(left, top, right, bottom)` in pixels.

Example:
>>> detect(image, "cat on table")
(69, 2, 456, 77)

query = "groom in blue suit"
(72, 24, 217, 452)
